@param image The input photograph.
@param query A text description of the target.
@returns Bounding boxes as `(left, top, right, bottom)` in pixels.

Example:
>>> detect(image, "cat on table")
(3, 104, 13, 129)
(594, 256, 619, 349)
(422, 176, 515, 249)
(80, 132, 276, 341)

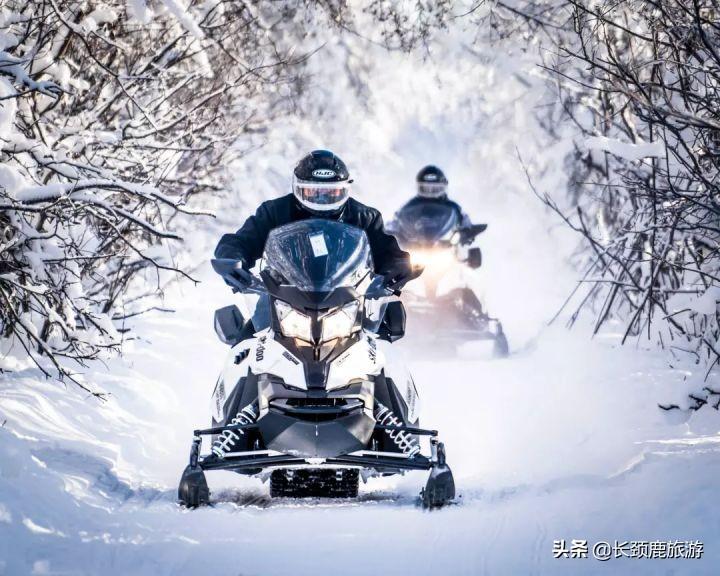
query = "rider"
(395, 165, 481, 268)
(215, 149, 414, 292)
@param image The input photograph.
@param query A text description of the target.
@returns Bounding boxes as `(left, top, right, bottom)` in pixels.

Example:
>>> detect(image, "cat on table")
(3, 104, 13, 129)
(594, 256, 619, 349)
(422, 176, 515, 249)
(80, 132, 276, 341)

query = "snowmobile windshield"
(263, 220, 373, 293)
(396, 202, 460, 245)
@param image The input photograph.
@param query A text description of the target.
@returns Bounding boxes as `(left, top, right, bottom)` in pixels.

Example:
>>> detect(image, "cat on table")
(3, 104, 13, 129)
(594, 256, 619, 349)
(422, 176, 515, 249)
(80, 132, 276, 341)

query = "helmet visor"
(294, 178, 350, 211)
(417, 182, 447, 198)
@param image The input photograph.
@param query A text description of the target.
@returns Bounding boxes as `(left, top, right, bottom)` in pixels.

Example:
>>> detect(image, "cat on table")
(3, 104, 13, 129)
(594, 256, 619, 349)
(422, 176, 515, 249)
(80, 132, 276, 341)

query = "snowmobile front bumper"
(201, 451, 435, 474)
(256, 406, 374, 459)
(190, 421, 439, 475)
(179, 422, 455, 507)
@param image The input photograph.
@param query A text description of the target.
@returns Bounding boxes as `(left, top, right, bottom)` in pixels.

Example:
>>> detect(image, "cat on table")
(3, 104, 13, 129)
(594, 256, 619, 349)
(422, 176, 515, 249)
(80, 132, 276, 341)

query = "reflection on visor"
(418, 182, 447, 198)
(295, 185, 349, 205)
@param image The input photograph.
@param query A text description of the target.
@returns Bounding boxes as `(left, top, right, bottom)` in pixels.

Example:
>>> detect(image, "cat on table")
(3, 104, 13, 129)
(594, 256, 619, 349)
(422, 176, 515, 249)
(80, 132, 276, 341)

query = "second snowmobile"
(178, 219, 455, 508)
(389, 201, 509, 357)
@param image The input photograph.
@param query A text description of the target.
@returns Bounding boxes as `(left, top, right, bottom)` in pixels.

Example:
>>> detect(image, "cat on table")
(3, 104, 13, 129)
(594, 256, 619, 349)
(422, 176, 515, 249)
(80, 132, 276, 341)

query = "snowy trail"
(2, 7, 718, 574)
(1, 264, 719, 575)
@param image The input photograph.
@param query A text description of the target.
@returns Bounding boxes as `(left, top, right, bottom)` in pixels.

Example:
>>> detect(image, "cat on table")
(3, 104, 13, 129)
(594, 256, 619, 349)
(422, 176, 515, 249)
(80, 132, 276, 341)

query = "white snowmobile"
(178, 219, 455, 508)
(389, 202, 509, 357)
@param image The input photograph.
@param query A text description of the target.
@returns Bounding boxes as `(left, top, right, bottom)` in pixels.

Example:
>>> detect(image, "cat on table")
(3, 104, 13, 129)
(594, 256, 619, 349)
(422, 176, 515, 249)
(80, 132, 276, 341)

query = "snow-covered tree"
(562, 0, 720, 408)
(0, 0, 345, 390)
(469, 0, 720, 407)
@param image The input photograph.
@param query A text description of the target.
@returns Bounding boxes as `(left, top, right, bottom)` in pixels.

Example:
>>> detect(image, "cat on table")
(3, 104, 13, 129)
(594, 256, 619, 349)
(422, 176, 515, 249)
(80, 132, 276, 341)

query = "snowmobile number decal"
(309, 233, 328, 257)
(256, 336, 266, 362)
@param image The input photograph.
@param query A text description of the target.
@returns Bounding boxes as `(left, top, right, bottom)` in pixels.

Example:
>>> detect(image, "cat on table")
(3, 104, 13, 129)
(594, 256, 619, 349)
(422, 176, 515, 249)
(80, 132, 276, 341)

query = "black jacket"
(215, 194, 411, 277)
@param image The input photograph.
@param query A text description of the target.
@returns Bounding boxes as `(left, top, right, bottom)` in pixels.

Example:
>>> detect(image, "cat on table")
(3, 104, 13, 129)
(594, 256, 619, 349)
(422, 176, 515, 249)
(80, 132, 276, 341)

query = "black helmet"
(416, 165, 448, 198)
(293, 150, 352, 213)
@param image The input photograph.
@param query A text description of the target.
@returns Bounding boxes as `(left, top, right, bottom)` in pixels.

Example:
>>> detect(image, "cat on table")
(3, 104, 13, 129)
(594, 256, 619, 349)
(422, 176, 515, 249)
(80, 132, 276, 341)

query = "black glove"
(467, 247, 482, 269)
(385, 263, 424, 292)
(216, 259, 252, 291)
(229, 264, 253, 286)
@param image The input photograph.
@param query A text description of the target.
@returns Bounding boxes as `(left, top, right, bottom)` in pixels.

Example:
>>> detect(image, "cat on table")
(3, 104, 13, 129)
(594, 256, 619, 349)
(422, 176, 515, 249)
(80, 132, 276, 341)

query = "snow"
(586, 136, 666, 161)
(690, 287, 720, 315)
(83, 8, 118, 32)
(1, 268, 718, 574)
(0, 80, 16, 132)
(161, 0, 204, 39)
(126, 0, 153, 24)
(0, 51, 62, 98)
(1, 7, 718, 576)
(22, 518, 64, 537)
(0, 163, 26, 201)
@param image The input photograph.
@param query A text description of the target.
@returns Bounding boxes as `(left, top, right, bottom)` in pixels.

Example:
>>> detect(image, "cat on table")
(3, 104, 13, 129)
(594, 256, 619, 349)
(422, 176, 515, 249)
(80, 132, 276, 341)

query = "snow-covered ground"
(2, 13, 719, 576)
(1, 263, 719, 575)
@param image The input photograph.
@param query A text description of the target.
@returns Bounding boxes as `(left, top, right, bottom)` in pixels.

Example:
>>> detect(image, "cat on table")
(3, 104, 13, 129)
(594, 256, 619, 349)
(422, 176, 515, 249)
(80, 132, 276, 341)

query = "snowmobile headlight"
(274, 300, 312, 342)
(411, 249, 455, 271)
(321, 301, 359, 342)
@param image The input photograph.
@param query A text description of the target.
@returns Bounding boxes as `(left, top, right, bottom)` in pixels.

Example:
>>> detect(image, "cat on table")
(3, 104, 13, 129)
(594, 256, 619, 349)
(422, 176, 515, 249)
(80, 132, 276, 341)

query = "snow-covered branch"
(0, 0, 349, 387)
(485, 0, 720, 409)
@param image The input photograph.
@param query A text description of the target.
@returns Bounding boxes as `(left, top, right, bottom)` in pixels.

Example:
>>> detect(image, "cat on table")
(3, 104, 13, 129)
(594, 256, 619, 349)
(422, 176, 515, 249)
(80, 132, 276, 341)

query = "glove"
(216, 258, 251, 291)
(230, 264, 253, 286)
(385, 263, 424, 292)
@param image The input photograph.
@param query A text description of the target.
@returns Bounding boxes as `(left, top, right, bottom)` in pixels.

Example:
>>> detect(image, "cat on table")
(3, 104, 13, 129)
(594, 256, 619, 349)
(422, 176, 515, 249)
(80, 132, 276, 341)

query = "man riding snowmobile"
(388, 165, 508, 356)
(216, 150, 414, 291)
(215, 150, 417, 337)
(178, 150, 456, 507)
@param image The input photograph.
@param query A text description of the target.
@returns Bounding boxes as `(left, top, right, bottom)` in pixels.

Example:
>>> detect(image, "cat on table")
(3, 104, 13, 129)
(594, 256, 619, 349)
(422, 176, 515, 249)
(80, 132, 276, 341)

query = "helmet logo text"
(312, 169, 336, 179)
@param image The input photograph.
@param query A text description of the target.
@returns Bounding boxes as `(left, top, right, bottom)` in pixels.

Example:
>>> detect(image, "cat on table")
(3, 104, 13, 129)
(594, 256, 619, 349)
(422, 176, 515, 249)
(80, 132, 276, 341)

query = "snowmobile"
(389, 202, 508, 357)
(178, 219, 455, 508)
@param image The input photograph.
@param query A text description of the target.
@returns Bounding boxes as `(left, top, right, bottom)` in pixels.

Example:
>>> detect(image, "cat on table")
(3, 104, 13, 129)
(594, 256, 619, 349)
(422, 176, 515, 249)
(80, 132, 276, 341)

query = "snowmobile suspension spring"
(211, 401, 258, 458)
(374, 402, 420, 457)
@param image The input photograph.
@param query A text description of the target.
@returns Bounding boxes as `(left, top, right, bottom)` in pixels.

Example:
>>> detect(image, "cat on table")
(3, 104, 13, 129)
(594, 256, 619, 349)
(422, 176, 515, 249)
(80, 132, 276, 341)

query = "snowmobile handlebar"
(458, 223, 488, 246)
(365, 275, 399, 299)
(367, 264, 424, 298)
(211, 258, 266, 295)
